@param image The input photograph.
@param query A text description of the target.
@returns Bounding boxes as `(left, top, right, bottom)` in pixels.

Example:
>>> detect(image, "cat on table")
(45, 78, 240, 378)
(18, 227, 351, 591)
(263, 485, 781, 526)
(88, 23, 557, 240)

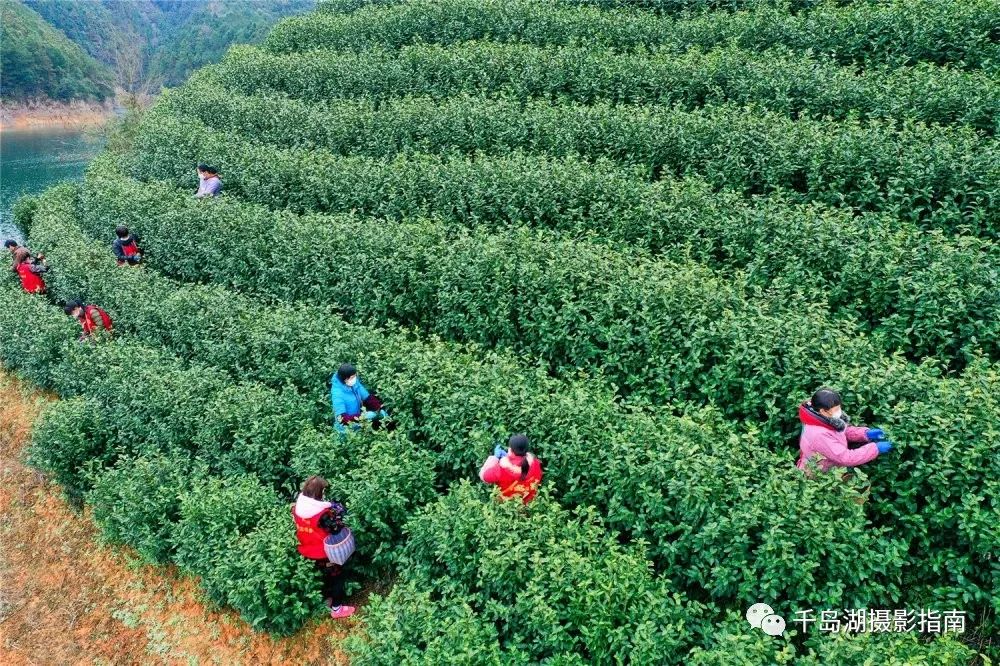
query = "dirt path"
(0, 372, 354, 665)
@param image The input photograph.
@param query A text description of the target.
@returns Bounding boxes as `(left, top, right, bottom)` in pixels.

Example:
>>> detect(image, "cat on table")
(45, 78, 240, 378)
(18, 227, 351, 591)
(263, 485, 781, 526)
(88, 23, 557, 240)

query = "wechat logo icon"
(746, 603, 786, 637)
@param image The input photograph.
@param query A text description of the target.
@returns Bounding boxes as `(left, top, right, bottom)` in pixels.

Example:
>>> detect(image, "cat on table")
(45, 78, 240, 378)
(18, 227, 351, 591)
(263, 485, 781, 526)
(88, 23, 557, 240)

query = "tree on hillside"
(108, 25, 161, 110)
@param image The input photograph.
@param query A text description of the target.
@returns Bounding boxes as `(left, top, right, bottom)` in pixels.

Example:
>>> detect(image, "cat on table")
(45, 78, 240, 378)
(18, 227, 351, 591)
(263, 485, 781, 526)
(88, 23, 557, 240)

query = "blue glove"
(494, 445, 507, 459)
(362, 410, 377, 420)
(866, 428, 886, 441)
(876, 440, 893, 454)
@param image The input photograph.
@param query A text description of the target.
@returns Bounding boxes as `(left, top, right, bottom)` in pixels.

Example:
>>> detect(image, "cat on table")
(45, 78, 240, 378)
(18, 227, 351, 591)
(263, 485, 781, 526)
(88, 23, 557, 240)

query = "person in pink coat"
(797, 388, 893, 474)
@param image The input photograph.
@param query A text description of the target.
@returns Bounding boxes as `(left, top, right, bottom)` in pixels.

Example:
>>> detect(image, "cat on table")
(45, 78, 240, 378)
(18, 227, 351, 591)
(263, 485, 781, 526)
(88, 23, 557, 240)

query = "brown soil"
(0, 101, 116, 131)
(0, 372, 356, 665)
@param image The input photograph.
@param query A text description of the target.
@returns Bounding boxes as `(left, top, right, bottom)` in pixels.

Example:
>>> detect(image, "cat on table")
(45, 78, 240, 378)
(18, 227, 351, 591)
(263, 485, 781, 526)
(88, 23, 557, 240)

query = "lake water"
(0, 127, 105, 244)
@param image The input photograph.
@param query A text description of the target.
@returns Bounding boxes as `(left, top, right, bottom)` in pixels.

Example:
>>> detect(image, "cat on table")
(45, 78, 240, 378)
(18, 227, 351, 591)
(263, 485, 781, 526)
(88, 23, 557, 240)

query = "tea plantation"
(2, 0, 997, 662)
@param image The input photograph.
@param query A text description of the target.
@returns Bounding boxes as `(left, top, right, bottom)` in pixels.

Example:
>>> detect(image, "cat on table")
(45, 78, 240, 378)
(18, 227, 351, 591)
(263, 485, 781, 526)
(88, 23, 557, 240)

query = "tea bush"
(6, 0, 1000, 656)
(346, 584, 507, 665)
(666, 0, 1000, 70)
(325, 1, 851, 18)
(220, 502, 329, 634)
(123, 104, 1000, 238)
(0, 269, 77, 388)
(172, 475, 282, 605)
(15, 189, 927, 618)
(275, 0, 1000, 70)
(78, 159, 1000, 367)
(558, 1, 856, 12)
(316, 0, 402, 13)
(11, 193, 39, 236)
(869, 359, 1000, 611)
(27, 397, 112, 506)
(87, 450, 206, 563)
(158, 78, 1000, 192)
(385, 482, 710, 664)
(210, 42, 999, 129)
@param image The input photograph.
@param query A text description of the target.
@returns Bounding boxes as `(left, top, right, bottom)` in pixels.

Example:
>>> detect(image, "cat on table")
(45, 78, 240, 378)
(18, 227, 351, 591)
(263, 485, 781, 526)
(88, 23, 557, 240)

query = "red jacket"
(479, 453, 543, 503)
(80, 305, 113, 336)
(292, 494, 334, 560)
(16, 262, 46, 293)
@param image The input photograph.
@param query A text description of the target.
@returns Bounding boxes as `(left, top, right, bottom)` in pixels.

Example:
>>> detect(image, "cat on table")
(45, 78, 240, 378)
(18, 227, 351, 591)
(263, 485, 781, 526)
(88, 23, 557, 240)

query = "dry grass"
(0, 372, 354, 665)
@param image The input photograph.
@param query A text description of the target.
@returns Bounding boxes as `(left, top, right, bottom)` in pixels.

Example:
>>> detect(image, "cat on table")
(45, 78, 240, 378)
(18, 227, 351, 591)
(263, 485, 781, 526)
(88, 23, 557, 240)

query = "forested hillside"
(1, 0, 313, 104)
(24, 0, 314, 87)
(0, 0, 113, 102)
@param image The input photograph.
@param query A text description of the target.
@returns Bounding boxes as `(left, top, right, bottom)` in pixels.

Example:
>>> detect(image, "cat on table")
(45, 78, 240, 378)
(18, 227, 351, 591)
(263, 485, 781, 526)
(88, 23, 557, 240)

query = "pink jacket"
(797, 403, 879, 474)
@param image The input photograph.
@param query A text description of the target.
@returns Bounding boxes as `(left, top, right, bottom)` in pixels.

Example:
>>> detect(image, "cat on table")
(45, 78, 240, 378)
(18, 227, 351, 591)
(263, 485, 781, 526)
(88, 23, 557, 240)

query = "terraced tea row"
(276, 0, 1000, 70)
(83, 158, 1000, 367)
(137, 97, 1000, 236)
(212, 42, 999, 130)
(4, 186, 929, 638)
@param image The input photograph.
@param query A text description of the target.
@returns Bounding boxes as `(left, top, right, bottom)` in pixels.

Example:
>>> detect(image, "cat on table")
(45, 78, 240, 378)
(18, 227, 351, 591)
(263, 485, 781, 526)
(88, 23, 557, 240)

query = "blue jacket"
(330, 374, 370, 423)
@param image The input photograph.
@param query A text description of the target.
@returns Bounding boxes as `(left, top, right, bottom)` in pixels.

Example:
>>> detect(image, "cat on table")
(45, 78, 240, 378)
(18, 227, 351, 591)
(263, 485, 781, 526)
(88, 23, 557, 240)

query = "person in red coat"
(64, 300, 113, 342)
(292, 476, 356, 619)
(479, 433, 543, 504)
(112, 226, 143, 266)
(12, 247, 48, 294)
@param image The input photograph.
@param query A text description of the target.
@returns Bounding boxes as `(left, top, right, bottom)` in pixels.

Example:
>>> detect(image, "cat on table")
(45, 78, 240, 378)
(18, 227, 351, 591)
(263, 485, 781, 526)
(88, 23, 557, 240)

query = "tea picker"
(5, 239, 44, 265)
(330, 363, 395, 433)
(480, 433, 544, 504)
(112, 225, 144, 266)
(194, 164, 223, 198)
(292, 475, 357, 619)
(11, 247, 49, 294)
(64, 300, 113, 342)
(797, 388, 893, 475)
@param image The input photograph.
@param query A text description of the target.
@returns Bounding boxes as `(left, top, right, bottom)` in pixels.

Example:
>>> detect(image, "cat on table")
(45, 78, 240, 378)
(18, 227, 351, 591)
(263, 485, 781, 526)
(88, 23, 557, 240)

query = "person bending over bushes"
(64, 300, 113, 342)
(11, 247, 48, 294)
(292, 475, 357, 620)
(194, 163, 222, 198)
(5, 239, 44, 265)
(112, 225, 143, 266)
(480, 433, 544, 504)
(330, 363, 393, 433)
(797, 388, 893, 475)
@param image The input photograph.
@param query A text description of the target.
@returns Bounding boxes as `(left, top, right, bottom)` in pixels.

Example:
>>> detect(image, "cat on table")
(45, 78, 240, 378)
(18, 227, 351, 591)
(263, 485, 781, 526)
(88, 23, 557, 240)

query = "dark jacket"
(112, 234, 142, 263)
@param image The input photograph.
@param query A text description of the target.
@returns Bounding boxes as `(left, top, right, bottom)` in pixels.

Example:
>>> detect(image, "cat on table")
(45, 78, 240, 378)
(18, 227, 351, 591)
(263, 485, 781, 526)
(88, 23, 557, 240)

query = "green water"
(0, 127, 105, 244)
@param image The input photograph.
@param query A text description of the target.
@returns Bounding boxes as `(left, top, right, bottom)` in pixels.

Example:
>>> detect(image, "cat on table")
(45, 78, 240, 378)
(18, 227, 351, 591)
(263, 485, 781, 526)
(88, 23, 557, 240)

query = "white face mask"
(829, 408, 843, 420)
(345, 376, 357, 387)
